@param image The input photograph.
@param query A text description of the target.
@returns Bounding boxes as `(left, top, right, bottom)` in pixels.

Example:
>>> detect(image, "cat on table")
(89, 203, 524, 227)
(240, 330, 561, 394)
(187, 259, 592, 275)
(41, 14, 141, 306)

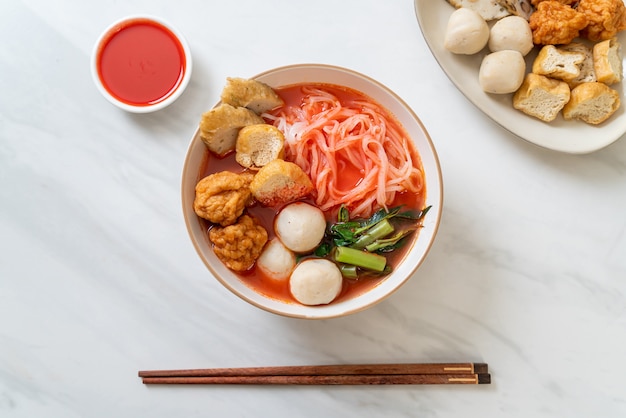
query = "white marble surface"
(1, 0, 625, 416)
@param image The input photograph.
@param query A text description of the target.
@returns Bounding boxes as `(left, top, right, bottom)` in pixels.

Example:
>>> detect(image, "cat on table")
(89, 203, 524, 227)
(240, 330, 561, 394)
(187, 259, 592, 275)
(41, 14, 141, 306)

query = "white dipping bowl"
(91, 15, 192, 113)
(182, 64, 443, 319)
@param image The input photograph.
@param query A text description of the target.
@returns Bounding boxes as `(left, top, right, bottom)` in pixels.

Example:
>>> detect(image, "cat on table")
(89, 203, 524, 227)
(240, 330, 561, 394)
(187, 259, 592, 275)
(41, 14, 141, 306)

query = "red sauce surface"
(96, 18, 186, 106)
(197, 83, 426, 305)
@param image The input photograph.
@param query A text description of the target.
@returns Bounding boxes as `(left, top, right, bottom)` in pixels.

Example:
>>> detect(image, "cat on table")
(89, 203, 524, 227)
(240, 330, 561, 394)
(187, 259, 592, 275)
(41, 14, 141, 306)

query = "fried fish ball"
(531, 0, 576, 6)
(209, 214, 268, 272)
(220, 78, 284, 114)
(578, 0, 626, 42)
(250, 159, 313, 207)
(194, 171, 255, 226)
(199, 104, 265, 157)
(529, 1, 588, 45)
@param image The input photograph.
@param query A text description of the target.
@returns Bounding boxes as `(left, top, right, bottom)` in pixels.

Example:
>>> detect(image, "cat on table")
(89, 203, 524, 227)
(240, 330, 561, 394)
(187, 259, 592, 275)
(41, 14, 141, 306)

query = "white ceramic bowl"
(182, 64, 443, 319)
(91, 15, 192, 113)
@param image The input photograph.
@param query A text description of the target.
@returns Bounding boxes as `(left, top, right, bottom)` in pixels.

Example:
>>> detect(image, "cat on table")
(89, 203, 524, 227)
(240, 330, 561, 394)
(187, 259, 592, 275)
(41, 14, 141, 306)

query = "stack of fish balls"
(256, 202, 342, 305)
(443, 8, 534, 94)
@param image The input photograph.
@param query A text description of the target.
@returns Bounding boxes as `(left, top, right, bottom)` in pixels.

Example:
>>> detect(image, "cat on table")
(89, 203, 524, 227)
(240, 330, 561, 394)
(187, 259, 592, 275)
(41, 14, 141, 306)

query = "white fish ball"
(479, 50, 526, 94)
(257, 238, 296, 282)
(489, 16, 534, 56)
(275, 202, 326, 253)
(444, 8, 490, 55)
(289, 258, 343, 305)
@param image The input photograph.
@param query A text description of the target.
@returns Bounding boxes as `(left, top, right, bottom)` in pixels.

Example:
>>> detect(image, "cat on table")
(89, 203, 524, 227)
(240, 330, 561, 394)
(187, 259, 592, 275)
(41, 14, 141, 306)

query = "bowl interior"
(182, 64, 443, 319)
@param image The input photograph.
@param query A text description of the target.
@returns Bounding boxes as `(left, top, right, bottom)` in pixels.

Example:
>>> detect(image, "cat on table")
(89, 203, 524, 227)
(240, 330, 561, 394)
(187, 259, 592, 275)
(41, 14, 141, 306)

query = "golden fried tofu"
(194, 171, 255, 226)
(235, 124, 285, 170)
(250, 159, 313, 207)
(529, 1, 588, 45)
(532, 44, 586, 81)
(199, 104, 265, 157)
(209, 214, 268, 272)
(578, 0, 626, 41)
(594, 37, 624, 84)
(220, 78, 285, 114)
(561, 42, 597, 87)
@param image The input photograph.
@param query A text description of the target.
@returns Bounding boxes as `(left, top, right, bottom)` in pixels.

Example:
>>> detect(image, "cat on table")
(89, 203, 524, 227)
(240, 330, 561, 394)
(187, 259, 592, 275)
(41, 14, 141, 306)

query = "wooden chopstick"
(138, 363, 490, 385)
(139, 362, 488, 377)
(141, 374, 490, 385)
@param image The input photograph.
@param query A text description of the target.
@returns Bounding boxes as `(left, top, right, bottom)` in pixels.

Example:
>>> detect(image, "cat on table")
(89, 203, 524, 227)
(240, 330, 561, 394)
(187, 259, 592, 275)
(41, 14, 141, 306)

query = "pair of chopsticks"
(138, 362, 490, 385)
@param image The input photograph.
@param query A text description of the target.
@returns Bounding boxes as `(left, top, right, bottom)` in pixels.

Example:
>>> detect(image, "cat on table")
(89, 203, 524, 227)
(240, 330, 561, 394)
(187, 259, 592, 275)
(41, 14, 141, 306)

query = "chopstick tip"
(477, 373, 491, 385)
(473, 363, 489, 374)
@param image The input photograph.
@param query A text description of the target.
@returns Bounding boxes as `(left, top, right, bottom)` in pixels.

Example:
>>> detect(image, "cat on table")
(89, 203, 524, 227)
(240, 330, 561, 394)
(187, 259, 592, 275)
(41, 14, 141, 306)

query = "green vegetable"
(365, 229, 416, 252)
(352, 219, 394, 249)
(339, 264, 358, 278)
(337, 205, 350, 223)
(313, 204, 432, 279)
(329, 221, 361, 246)
(314, 241, 333, 258)
(334, 246, 387, 272)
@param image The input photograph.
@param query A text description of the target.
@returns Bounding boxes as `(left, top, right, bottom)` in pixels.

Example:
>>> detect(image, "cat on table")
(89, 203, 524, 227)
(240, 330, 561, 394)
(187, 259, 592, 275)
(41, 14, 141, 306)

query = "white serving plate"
(414, 0, 626, 154)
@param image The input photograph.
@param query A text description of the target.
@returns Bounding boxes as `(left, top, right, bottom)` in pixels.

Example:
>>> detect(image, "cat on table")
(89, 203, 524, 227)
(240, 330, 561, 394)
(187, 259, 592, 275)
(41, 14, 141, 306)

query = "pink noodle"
(265, 86, 424, 218)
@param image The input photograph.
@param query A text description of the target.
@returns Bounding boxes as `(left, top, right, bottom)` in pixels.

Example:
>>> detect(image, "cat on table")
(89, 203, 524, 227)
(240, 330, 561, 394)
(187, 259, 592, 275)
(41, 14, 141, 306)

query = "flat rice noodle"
(266, 86, 423, 217)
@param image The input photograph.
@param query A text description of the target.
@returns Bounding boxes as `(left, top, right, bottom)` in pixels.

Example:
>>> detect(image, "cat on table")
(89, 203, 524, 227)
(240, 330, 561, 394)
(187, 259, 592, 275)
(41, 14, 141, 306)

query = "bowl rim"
(90, 14, 193, 113)
(182, 63, 443, 319)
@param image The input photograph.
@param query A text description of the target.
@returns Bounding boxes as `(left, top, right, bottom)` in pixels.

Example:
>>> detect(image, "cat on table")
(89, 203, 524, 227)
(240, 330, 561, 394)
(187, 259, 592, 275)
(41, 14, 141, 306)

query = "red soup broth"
(95, 18, 186, 106)
(197, 83, 426, 304)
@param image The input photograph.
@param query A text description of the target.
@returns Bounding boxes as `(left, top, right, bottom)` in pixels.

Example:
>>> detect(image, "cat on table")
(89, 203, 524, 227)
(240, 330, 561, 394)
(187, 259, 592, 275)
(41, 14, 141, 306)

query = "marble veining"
(1, 0, 625, 417)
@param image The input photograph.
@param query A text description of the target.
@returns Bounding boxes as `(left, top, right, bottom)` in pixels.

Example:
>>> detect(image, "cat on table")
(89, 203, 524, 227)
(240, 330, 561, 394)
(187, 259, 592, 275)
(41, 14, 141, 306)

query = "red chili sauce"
(96, 18, 186, 106)
(198, 83, 426, 305)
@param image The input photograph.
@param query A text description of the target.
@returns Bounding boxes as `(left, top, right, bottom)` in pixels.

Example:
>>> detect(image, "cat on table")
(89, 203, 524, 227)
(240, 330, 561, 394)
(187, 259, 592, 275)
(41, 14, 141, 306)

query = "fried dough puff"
(578, 0, 626, 41)
(530, 1, 588, 45)
(194, 171, 255, 227)
(209, 215, 268, 272)
(531, 0, 577, 6)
